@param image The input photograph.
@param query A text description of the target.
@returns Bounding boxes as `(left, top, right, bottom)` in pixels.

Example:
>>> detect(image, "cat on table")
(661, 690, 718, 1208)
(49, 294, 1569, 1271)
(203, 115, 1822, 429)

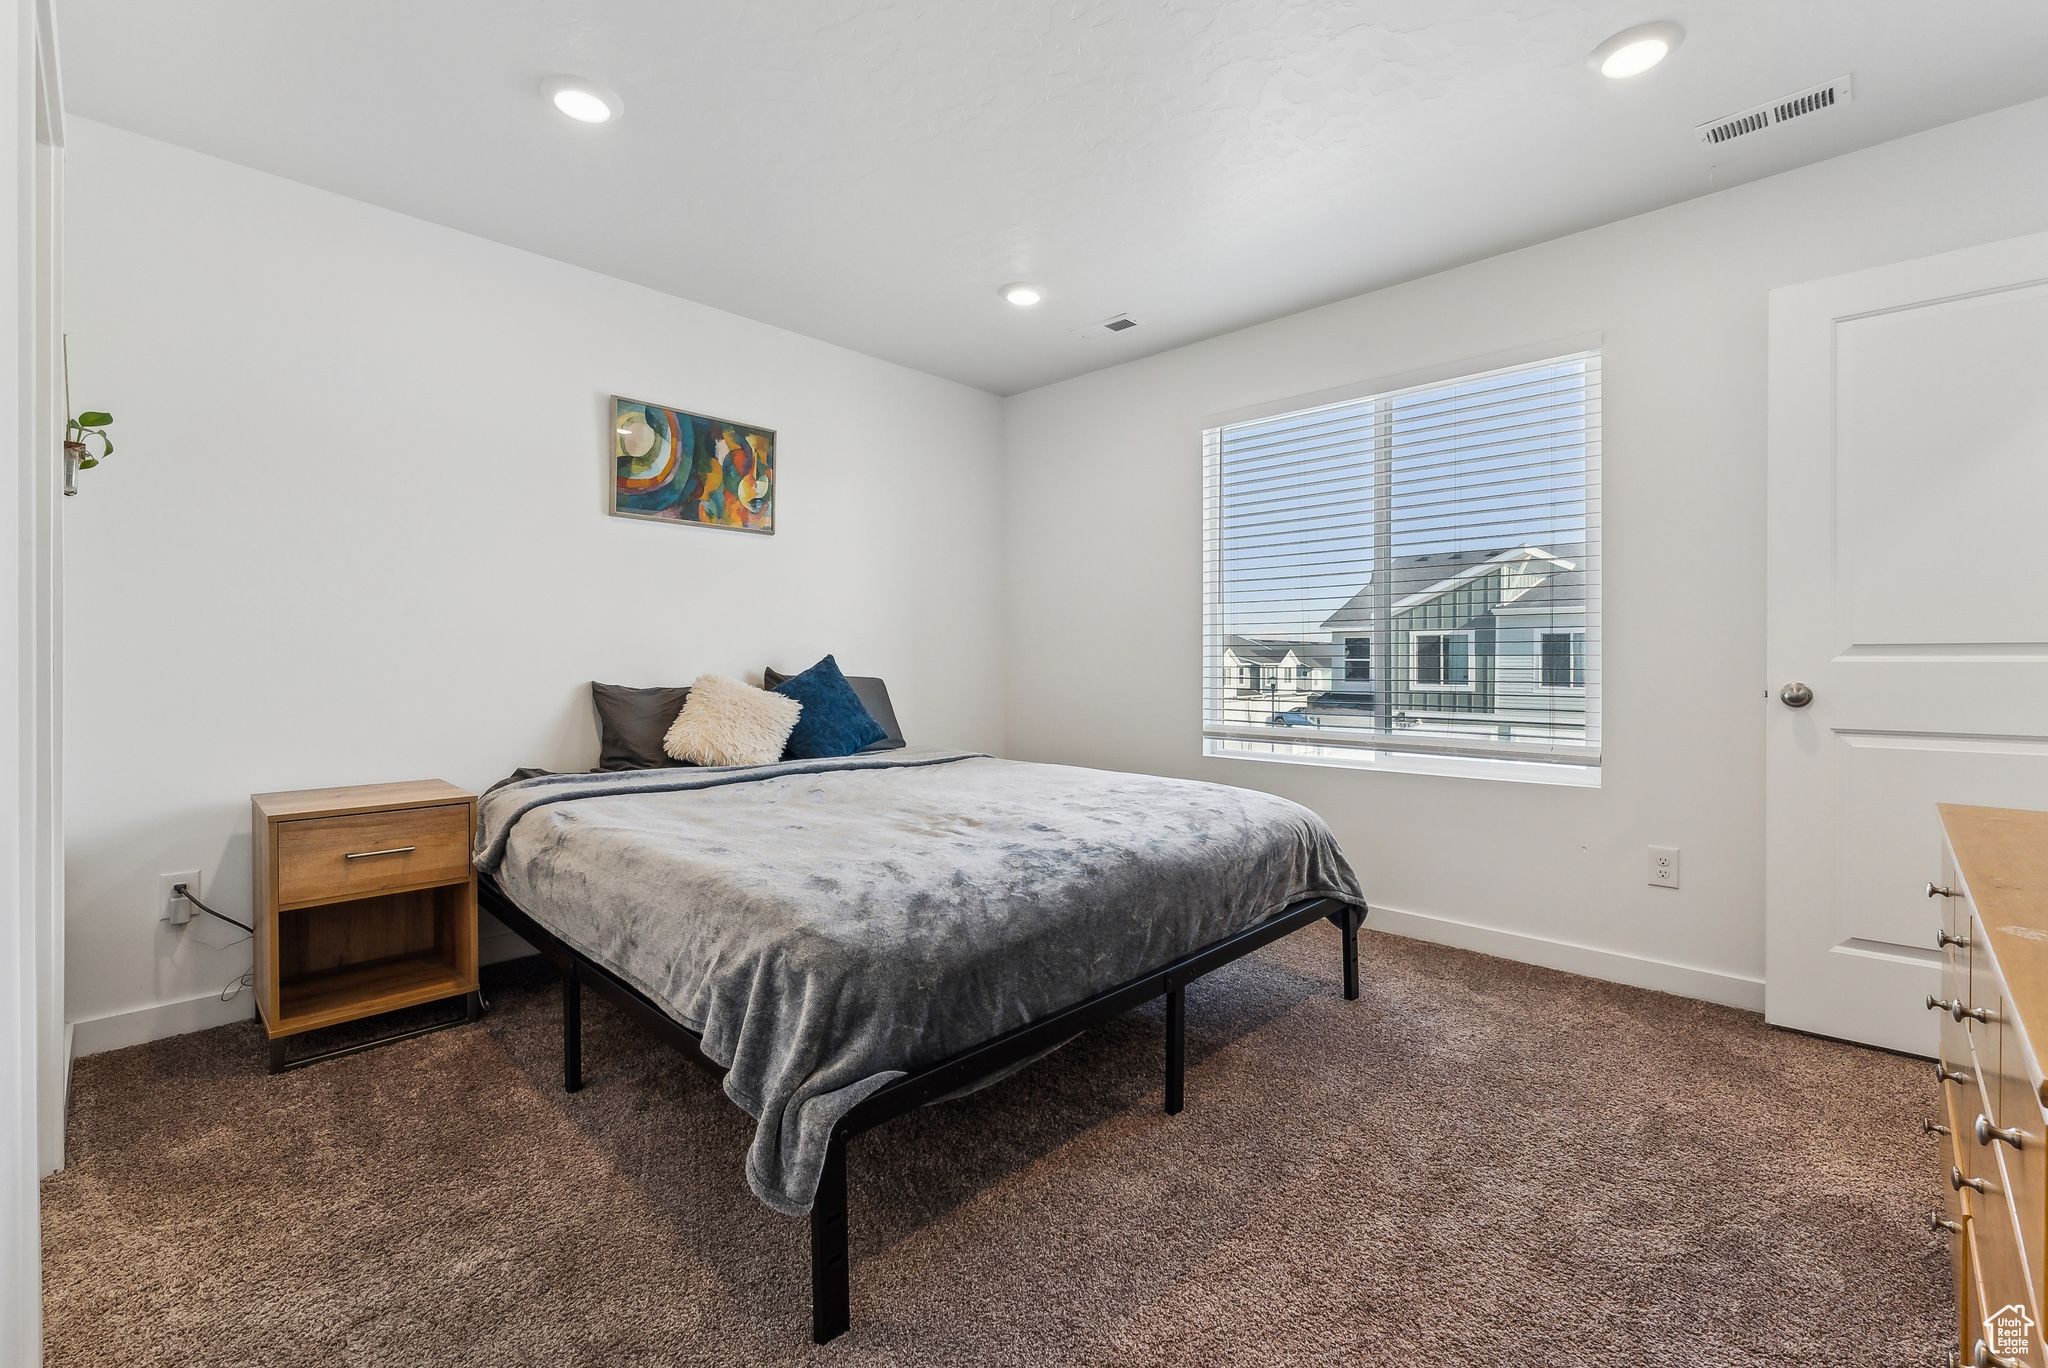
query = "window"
(1295, 663, 1312, 684)
(1237, 663, 1262, 694)
(1344, 636, 1372, 682)
(1412, 630, 1473, 690)
(1540, 630, 1585, 689)
(1202, 348, 1600, 771)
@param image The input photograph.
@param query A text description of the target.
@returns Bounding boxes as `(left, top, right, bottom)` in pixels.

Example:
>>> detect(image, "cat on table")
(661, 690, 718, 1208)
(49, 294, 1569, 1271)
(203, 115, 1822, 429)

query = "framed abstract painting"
(610, 396, 775, 534)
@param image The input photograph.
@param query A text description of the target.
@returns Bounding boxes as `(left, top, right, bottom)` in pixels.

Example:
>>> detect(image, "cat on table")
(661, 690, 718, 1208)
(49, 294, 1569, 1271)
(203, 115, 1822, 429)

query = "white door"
(1766, 231, 2048, 1054)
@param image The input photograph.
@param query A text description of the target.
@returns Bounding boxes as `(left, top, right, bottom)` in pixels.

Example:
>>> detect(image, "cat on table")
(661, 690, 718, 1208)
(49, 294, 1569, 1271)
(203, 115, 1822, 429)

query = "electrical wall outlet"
(159, 870, 200, 924)
(1648, 846, 1680, 889)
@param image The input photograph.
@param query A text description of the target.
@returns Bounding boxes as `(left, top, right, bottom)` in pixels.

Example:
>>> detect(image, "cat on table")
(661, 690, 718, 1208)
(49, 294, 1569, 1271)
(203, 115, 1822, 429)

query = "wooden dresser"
(1932, 804, 2048, 1368)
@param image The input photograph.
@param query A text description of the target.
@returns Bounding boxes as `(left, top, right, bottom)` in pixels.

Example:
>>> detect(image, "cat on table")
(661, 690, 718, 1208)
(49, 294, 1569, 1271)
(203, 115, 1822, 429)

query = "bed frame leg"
(1164, 984, 1185, 1115)
(563, 962, 584, 1094)
(1340, 905, 1361, 1001)
(811, 1132, 851, 1344)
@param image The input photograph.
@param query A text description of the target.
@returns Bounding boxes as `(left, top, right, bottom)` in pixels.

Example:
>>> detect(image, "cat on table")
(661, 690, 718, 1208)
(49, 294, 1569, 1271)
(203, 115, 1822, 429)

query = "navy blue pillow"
(771, 655, 887, 759)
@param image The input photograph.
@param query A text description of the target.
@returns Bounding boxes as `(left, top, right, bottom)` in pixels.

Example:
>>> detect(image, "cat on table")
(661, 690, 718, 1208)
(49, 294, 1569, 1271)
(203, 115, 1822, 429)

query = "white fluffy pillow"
(663, 674, 802, 767)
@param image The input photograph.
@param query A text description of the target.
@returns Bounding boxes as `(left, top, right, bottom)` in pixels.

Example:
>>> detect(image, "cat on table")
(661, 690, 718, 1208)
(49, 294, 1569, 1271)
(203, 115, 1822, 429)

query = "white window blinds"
(1202, 350, 1601, 769)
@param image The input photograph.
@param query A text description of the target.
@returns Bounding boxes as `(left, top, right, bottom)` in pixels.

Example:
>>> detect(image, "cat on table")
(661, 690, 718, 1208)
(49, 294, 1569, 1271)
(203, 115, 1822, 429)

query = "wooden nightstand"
(251, 779, 480, 1071)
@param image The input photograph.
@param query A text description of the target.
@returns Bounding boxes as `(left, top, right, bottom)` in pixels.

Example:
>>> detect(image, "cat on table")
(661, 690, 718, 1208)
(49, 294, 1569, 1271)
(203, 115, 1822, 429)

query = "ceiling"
(55, 1, 2048, 395)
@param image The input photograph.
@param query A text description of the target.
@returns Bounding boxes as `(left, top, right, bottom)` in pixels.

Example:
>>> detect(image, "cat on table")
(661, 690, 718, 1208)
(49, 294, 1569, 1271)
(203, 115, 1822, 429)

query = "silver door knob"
(1779, 682, 1814, 708)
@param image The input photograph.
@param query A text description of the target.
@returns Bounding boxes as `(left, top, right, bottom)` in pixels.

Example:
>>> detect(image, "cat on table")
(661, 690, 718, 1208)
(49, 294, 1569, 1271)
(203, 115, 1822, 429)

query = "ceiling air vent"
(1696, 74, 1852, 149)
(1073, 314, 1138, 340)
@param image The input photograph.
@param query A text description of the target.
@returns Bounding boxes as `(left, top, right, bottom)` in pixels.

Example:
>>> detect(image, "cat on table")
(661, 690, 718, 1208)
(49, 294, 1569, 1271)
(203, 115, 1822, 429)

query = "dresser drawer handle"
(1926, 1118, 1953, 1138)
(1974, 1340, 2022, 1368)
(1976, 1115, 2028, 1150)
(1938, 929, 1972, 949)
(1953, 1165, 1990, 1194)
(1956, 1002, 1998, 1025)
(343, 845, 417, 861)
(1929, 883, 1961, 899)
(1930, 995, 1965, 1015)
(1938, 1062, 1973, 1086)
(1930, 1208, 1963, 1236)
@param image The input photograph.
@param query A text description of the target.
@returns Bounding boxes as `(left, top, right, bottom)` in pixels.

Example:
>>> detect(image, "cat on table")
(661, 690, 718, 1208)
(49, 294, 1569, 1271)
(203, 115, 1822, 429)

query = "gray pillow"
(590, 682, 694, 770)
(762, 668, 905, 751)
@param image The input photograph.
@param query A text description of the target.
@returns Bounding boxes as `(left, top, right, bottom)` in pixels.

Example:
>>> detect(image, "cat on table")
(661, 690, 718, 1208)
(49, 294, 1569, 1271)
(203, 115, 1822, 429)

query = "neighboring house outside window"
(1412, 630, 1474, 690)
(1540, 630, 1586, 689)
(1344, 636, 1371, 682)
(1296, 664, 1311, 684)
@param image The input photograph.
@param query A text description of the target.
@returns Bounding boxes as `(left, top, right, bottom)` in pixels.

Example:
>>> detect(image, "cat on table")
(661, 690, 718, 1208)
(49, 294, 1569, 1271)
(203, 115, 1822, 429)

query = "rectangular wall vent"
(1696, 74, 1852, 149)
(1074, 314, 1138, 340)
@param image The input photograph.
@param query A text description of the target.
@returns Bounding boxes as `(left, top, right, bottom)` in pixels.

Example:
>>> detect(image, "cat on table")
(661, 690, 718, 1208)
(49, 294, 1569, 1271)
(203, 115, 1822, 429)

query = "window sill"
(1203, 739, 1601, 788)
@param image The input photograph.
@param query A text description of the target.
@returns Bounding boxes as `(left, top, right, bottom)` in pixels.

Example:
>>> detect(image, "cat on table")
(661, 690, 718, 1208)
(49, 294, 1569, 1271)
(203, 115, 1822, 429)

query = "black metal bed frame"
(479, 874, 1364, 1344)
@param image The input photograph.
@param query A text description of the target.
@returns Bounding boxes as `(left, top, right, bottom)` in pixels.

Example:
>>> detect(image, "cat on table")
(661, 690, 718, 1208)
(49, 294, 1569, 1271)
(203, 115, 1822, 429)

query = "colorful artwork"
(610, 396, 775, 534)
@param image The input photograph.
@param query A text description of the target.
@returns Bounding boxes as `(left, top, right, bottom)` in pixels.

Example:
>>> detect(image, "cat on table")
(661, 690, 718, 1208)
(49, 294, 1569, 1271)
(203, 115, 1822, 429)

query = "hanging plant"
(61, 335, 113, 496)
(66, 410, 113, 468)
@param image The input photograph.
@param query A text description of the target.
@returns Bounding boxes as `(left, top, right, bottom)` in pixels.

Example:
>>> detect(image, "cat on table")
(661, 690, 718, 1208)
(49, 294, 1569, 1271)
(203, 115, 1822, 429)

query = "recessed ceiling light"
(1588, 21, 1684, 80)
(1000, 282, 1043, 307)
(542, 76, 621, 124)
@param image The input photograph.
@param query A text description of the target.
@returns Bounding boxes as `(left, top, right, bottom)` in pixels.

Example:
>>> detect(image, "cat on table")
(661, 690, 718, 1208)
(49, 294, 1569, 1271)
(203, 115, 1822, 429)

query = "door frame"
(3, 0, 62, 1360)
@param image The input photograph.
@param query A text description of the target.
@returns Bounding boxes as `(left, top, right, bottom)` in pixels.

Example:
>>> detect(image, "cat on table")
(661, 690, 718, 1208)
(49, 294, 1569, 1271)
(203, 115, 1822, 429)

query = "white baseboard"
(72, 928, 540, 1056)
(68, 908, 1756, 1056)
(1365, 903, 1765, 1012)
(480, 922, 533, 966)
(70, 990, 257, 1058)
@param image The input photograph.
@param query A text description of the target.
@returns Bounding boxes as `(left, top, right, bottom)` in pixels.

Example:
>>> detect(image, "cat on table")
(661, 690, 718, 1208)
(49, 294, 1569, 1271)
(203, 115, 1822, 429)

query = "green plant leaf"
(77, 457, 98, 470)
(99, 436, 112, 454)
(76, 411, 112, 426)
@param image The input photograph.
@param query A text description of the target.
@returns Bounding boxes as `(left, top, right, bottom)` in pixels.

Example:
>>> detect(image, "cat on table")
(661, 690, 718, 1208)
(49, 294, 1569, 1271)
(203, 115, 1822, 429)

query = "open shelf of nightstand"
(278, 956, 470, 1033)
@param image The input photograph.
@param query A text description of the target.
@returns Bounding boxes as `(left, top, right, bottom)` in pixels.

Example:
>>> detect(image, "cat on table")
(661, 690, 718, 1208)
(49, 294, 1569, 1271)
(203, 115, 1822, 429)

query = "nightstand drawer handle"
(1938, 929, 1972, 949)
(1938, 1061, 1972, 1086)
(343, 845, 417, 861)
(1953, 1165, 1990, 1194)
(1931, 1208, 1962, 1236)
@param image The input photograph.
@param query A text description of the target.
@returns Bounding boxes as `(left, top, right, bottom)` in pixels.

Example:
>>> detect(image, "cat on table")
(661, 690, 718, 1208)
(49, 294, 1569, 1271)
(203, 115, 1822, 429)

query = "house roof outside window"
(1319, 544, 1587, 633)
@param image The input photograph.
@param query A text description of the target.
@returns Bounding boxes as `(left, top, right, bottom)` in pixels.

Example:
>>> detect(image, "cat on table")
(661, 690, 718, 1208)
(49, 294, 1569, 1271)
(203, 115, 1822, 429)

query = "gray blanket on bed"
(474, 747, 1364, 1216)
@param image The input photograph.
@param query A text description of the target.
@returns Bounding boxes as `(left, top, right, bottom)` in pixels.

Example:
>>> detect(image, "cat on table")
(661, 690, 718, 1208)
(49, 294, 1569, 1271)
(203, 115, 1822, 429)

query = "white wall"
(61, 119, 1007, 1048)
(1001, 98, 2048, 1008)
(60, 96, 2048, 1051)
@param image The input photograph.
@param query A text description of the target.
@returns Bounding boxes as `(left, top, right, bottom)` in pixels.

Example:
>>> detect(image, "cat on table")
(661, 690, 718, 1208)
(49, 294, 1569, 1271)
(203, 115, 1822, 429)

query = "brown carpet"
(43, 928, 1948, 1367)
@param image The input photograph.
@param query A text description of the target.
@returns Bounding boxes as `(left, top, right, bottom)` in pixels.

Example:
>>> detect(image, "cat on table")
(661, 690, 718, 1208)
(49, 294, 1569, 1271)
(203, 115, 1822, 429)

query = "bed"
(473, 745, 1366, 1342)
